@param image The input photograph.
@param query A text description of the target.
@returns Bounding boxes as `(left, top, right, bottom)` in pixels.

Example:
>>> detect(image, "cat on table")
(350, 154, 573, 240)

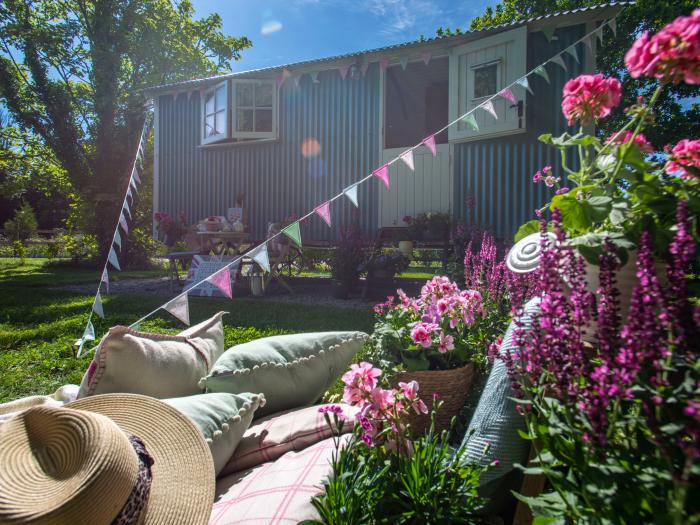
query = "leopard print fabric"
(111, 436, 154, 525)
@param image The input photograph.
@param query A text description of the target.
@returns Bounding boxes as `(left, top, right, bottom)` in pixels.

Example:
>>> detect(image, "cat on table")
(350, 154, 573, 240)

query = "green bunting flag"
(551, 55, 567, 72)
(533, 65, 550, 84)
(541, 26, 555, 42)
(608, 18, 617, 36)
(461, 113, 479, 131)
(282, 221, 302, 247)
(564, 45, 580, 64)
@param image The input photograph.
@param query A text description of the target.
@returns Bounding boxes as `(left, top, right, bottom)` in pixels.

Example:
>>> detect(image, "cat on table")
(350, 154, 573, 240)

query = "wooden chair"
(241, 222, 295, 295)
(165, 231, 201, 292)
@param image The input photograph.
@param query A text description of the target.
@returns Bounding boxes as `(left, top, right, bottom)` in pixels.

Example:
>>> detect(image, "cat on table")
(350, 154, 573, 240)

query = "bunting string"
(79, 17, 618, 354)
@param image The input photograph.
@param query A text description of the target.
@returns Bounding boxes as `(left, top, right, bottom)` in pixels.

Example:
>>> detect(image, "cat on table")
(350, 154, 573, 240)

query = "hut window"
(232, 79, 278, 140)
(449, 25, 527, 141)
(201, 81, 229, 145)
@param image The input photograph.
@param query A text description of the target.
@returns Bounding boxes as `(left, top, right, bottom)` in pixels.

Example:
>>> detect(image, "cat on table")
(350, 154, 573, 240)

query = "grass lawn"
(0, 258, 374, 403)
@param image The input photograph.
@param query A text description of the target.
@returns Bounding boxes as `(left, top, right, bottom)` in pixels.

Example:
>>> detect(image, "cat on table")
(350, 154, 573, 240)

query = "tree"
(0, 0, 251, 260)
(443, 0, 700, 148)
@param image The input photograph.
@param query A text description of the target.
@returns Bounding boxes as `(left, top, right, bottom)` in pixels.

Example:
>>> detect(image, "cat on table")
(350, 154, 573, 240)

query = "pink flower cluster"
(625, 9, 700, 85)
(561, 74, 622, 126)
(341, 362, 428, 448)
(665, 138, 700, 180)
(533, 165, 561, 188)
(605, 130, 654, 154)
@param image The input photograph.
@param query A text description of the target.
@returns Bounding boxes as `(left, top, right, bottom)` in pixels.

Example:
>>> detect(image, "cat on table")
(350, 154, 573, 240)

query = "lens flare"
(301, 138, 321, 158)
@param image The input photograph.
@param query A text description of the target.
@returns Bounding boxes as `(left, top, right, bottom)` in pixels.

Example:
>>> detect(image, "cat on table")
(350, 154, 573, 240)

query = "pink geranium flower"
(532, 170, 542, 183)
(605, 130, 654, 154)
(438, 332, 455, 353)
(665, 138, 700, 180)
(625, 10, 700, 84)
(342, 362, 381, 391)
(410, 322, 438, 348)
(561, 74, 622, 125)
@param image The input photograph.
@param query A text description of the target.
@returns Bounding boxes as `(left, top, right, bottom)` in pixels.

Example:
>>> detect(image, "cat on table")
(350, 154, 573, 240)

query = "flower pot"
(398, 240, 414, 258)
(249, 274, 264, 297)
(394, 363, 475, 434)
(330, 279, 350, 299)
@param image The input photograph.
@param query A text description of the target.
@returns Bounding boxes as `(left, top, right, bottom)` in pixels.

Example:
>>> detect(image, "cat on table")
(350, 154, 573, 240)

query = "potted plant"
(362, 250, 410, 280)
(329, 224, 365, 299)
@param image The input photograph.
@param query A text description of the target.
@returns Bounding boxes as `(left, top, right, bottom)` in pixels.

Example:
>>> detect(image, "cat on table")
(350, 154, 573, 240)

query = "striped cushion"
(461, 297, 540, 487)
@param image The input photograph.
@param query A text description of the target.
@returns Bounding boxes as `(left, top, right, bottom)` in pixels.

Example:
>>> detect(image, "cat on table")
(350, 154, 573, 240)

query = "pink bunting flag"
(372, 164, 390, 189)
(360, 61, 370, 76)
(119, 213, 129, 235)
(399, 150, 414, 171)
(379, 58, 389, 72)
(208, 267, 232, 299)
(481, 99, 498, 120)
(314, 201, 332, 227)
(101, 268, 109, 294)
(164, 294, 190, 326)
(421, 51, 432, 66)
(339, 65, 350, 80)
(498, 88, 517, 105)
(422, 134, 437, 156)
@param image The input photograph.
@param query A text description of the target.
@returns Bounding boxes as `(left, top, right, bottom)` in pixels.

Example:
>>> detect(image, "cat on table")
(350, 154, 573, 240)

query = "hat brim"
(67, 394, 214, 525)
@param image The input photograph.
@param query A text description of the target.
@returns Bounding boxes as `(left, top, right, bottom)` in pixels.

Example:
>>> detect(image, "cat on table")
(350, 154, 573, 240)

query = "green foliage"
(4, 202, 38, 241)
(330, 223, 366, 283)
(465, 0, 699, 147)
(307, 411, 488, 525)
(59, 232, 98, 263)
(11, 240, 26, 264)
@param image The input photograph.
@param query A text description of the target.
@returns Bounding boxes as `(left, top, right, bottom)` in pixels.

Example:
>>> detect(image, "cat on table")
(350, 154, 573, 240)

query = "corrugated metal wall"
(157, 67, 380, 241)
(453, 24, 585, 240)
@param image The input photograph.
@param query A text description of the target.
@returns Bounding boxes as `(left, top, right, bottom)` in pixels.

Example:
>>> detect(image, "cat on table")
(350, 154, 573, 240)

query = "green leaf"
(551, 194, 591, 234)
(515, 220, 541, 242)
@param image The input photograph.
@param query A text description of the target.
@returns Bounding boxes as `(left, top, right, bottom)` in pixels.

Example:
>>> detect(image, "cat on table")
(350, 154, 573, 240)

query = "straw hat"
(0, 394, 214, 525)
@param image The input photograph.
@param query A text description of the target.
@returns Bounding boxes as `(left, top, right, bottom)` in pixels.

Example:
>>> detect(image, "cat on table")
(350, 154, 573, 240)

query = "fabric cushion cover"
(202, 331, 367, 416)
(165, 392, 264, 476)
(78, 311, 227, 399)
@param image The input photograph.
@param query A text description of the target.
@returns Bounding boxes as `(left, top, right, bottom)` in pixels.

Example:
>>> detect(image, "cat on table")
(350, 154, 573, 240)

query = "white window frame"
(448, 26, 527, 142)
(231, 79, 278, 140)
(201, 81, 229, 145)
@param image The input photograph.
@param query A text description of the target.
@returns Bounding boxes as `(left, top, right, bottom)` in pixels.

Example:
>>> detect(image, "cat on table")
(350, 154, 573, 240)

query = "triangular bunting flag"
(379, 58, 389, 72)
(608, 18, 617, 36)
(250, 244, 271, 272)
(93, 291, 105, 319)
(399, 56, 408, 70)
(187, 90, 194, 101)
(516, 77, 534, 94)
(164, 294, 190, 325)
(423, 134, 437, 156)
(133, 168, 141, 185)
(533, 65, 550, 84)
(461, 113, 479, 131)
(498, 88, 517, 105)
(421, 51, 431, 66)
(276, 68, 291, 89)
(481, 99, 498, 120)
(138, 142, 144, 157)
(208, 267, 232, 299)
(108, 246, 121, 271)
(343, 184, 359, 207)
(310, 71, 320, 84)
(132, 322, 141, 331)
(314, 201, 332, 227)
(75, 320, 96, 357)
(101, 268, 109, 294)
(542, 26, 555, 42)
(119, 213, 129, 235)
(551, 54, 567, 72)
(114, 229, 122, 249)
(122, 200, 131, 220)
(360, 61, 370, 76)
(372, 164, 390, 189)
(595, 26, 604, 44)
(293, 75, 301, 87)
(130, 177, 138, 194)
(583, 34, 595, 54)
(281, 222, 302, 247)
(126, 186, 133, 201)
(399, 150, 414, 171)
(564, 45, 580, 64)
(339, 65, 350, 80)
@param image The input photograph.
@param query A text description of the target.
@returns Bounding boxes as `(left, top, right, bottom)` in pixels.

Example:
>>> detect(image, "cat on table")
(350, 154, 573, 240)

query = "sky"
(190, 0, 500, 72)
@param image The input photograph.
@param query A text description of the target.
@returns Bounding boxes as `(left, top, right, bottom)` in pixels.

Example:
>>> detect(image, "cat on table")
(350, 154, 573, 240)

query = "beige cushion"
(78, 312, 227, 399)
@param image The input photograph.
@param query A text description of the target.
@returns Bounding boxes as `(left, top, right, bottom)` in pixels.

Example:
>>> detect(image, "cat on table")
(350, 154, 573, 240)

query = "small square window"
(232, 79, 278, 139)
(473, 63, 498, 99)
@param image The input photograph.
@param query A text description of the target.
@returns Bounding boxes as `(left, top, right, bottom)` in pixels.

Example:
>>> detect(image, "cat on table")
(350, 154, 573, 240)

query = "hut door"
(380, 57, 452, 228)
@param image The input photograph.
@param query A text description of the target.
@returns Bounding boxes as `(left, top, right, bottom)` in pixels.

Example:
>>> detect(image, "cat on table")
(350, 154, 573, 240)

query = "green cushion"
(200, 332, 368, 416)
(164, 392, 265, 476)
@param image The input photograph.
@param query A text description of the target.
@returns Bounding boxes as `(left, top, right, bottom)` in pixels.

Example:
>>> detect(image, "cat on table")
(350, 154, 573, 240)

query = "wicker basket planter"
(394, 363, 476, 434)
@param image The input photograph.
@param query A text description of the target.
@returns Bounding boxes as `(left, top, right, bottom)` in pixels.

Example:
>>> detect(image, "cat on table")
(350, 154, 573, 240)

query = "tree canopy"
(440, 0, 699, 149)
(0, 0, 251, 255)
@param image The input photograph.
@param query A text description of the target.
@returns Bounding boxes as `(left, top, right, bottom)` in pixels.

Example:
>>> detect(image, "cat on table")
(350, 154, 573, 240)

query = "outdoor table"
(196, 231, 250, 256)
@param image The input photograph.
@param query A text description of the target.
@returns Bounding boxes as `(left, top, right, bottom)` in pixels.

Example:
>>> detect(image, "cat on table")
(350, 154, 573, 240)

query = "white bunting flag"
(551, 54, 567, 72)
(250, 244, 271, 273)
(122, 200, 131, 220)
(421, 51, 432, 66)
(399, 150, 414, 171)
(119, 213, 129, 235)
(101, 268, 109, 294)
(343, 184, 359, 207)
(584, 34, 595, 55)
(399, 56, 408, 70)
(130, 177, 138, 194)
(114, 229, 122, 249)
(595, 26, 604, 44)
(516, 77, 534, 94)
(75, 320, 95, 357)
(208, 267, 232, 299)
(481, 99, 498, 120)
(564, 45, 580, 64)
(164, 294, 190, 326)
(108, 246, 121, 271)
(609, 18, 617, 36)
(360, 61, 370, 76)
(310, 71, 319, 84)
(339, 65, 350, 80)
(126, 186, 133, 201)
(93, 291, 105, 319)
(133, 168, 141, 185)
(422, 134, 437, 156)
